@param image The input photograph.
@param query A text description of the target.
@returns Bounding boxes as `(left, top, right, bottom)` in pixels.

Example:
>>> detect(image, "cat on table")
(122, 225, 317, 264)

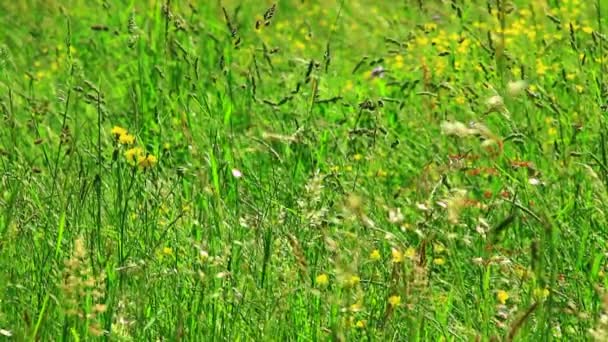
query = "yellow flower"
(124, 147, 144, 165)
(346, 275, 360, 287)
(536, 59, 549, 76)
(405, 247, 416, 259)
(433, 243, 446, 254)
(582, 26, 593, 34)
(533, 287, 550, 300)
(343, 80, 354, 92)
(138, 154, 158, 169)
(355, 320, 366, 329)
(497, 290, 509, 304)
(423, 22, 437, 31)
(433, 257, 446, 266)
(118, 133, 135, 145)
(370, 249, 381, 261)
(391, 248, 403, 263)
(316, 273, 329, 287)
(111, 126, 128, 137)
(353, 153, 362, 161)
(388, 295, 401, 307)
(393, 55, 404, 69)
(376, 169, 388, 177)
(349, 302, 363, 313)
(162, 247, 173, 256)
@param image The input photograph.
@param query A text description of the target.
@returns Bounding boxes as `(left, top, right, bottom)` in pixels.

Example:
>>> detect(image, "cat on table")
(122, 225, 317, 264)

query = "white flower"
(231, 168, 242, 178)
(388, 208, 404, 224)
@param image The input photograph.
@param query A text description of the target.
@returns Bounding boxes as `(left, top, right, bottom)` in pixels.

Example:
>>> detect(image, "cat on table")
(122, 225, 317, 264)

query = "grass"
(1, 0, 608, 340)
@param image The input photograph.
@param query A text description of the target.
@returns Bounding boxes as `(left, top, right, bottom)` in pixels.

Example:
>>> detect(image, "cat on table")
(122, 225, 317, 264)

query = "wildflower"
(118, 133, 135, 145)
(433, 243, 446, 254)
(507, 80, 528, 97)
(316, 273, 329, 287)
(355, 320, 366, 329)
(405, 247, 416, 259)
(370, 249, 381, 261)
(162, 247, 173, 256)
(391, 248, 403, 263)
(353, 153, 362, 161)
(370, 66, 385, 78)
(342, 80, 354, 92)
(534, 287, 550, 300)
(294, 40, 305, 50)
(346, 275, 361, 287)
(376, 169, 388, 177)
(137, 154, 158, 169)
(393, 55, 404, 69)
(497, 290, 509, 304)
(423, 22, 437, 31)
(548, 126, 558, 136)
(536, 59, 549, 76)
(231, 168, 242, 178)
(124, 147, 144, 165)
(199, 250, 209, 262)
(215, 271, 230, 279)
(433, 258, 446, 266)
(388, 208, 404, 223)
(388, 295, 401, 307)
(349, 302, 363, 312)
(111, 126, 127, 137)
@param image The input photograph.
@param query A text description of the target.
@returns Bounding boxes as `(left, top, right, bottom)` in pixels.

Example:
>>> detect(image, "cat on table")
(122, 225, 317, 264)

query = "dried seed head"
(486, 95, 504, 110)
(440, 120, 476, 137)
(507, 80, 528, 97)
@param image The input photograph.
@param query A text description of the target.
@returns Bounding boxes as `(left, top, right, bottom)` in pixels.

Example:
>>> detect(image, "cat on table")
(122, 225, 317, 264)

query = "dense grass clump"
(1, 0, 608, 340)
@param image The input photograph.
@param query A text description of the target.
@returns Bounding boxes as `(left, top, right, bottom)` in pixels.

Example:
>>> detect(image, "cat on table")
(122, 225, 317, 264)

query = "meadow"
(1, 0, 608, 340)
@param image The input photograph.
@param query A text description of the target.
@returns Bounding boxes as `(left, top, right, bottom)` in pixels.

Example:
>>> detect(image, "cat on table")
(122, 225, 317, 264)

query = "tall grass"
(1, 0, 608, 340)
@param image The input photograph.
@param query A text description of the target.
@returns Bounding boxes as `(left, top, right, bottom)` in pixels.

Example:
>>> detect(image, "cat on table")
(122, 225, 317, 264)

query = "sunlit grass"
(1, 0, 608, 340)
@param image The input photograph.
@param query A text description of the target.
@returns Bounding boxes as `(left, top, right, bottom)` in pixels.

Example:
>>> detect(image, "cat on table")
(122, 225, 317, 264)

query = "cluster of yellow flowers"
(111, 126, 157, 169)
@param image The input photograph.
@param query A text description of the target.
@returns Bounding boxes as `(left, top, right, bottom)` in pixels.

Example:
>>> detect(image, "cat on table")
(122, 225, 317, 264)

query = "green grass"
(1, 0, 608, 340)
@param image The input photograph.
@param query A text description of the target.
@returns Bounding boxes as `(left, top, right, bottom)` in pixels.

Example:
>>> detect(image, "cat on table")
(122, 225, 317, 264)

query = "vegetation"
(1, 0, 608, 340)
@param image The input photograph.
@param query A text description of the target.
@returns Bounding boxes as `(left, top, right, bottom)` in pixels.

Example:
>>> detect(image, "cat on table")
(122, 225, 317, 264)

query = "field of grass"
(1, 0, 608, 340)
